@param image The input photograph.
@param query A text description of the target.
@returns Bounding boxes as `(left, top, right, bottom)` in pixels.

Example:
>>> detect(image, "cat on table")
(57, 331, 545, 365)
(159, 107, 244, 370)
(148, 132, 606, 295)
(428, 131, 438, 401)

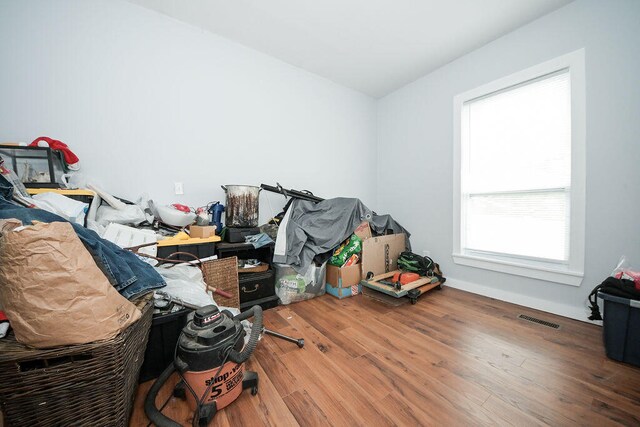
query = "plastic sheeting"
(273, 197, 410, 273)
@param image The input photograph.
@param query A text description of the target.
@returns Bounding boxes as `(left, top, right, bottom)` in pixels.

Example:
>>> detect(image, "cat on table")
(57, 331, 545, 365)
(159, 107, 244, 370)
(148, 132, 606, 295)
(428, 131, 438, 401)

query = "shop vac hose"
(228, 305, 263, 364)
(144, 363, 181, 427)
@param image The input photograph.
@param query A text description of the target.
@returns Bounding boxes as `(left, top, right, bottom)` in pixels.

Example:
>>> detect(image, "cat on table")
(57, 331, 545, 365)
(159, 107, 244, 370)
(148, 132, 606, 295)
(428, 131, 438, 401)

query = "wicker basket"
(201, 256, 240, 309)
(0, 296, 153, 427)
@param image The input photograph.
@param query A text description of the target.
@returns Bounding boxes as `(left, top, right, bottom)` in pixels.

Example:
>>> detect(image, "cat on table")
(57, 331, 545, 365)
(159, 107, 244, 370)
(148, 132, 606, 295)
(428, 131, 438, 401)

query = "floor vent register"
(517, 314, 560, 329)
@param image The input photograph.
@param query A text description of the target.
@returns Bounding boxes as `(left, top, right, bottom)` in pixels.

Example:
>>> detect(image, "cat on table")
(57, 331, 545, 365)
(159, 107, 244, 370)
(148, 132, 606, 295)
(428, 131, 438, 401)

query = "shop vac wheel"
(173, 382, 186, 399)
(251, 386, 258, 396)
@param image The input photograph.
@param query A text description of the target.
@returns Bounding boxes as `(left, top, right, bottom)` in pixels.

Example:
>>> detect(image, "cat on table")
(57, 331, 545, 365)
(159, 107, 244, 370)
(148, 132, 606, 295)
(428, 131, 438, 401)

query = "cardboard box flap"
(354, 221, 372, 240)
(361, 234, 406, 277)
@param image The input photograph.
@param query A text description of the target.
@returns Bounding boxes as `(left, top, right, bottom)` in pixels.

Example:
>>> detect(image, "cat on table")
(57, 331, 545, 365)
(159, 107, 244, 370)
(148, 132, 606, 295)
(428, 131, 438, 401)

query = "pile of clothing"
(0, 173, 165, 348)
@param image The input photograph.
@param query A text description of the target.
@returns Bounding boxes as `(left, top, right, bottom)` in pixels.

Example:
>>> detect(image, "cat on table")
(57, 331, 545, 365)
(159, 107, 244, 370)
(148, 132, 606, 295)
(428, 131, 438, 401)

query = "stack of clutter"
(0, 173, 165, 348)
(325, 222, 371, 299)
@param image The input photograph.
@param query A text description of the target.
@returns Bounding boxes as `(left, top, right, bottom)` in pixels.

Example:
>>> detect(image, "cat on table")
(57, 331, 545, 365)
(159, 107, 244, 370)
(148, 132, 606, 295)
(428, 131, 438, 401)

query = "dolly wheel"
(407, 289, 420, 305)
(366, 271, 374, 280)
(436, 285, 442, 290)
(251, 386, 259, 396)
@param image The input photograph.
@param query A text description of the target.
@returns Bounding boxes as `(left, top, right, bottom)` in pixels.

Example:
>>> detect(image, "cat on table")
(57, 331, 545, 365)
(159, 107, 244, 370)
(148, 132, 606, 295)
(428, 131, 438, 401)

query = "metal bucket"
(222, 185, 260, 228)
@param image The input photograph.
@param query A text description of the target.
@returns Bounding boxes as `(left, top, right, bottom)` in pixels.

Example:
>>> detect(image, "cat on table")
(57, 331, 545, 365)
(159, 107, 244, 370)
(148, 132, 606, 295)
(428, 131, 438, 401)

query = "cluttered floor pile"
(0, 139, 446, 426)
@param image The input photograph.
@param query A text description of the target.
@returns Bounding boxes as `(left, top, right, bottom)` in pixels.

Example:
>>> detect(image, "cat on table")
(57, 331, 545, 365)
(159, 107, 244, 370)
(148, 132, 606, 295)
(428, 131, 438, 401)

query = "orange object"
(392, 272, 420, 285)
(343, 254, 359, 267)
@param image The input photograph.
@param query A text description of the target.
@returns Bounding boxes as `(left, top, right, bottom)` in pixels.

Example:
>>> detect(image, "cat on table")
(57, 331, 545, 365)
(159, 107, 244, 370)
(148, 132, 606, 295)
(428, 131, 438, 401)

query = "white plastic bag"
(275, 262, 327, 305)
(31, 192, 88, 224)
(155, 264, 215, 308)
(96, 204, 146, 227)
(611, 256, 640, 286)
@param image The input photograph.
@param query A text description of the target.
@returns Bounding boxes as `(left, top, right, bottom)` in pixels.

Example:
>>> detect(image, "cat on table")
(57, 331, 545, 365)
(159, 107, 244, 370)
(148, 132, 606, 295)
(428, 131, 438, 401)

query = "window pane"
(464, 71, 571, 194)
(465, 191, 569, 261)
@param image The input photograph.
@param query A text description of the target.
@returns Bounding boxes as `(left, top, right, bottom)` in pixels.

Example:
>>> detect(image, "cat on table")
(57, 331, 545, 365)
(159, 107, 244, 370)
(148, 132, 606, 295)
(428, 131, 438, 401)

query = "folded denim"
(0, 174, 165, 299)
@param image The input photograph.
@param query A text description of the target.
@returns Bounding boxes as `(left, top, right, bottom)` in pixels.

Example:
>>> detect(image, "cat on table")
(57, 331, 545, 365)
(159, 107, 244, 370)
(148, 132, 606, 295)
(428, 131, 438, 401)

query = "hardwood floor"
(130, 287, 640, 426)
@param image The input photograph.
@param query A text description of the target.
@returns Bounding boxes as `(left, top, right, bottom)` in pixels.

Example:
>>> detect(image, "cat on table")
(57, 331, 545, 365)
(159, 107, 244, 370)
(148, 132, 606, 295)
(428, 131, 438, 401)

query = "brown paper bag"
(0, 220, 141, 348)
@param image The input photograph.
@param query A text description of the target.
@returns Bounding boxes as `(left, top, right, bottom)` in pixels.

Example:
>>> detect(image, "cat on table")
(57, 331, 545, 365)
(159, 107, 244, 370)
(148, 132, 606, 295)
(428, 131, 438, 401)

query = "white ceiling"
(127, 0, 573, 98)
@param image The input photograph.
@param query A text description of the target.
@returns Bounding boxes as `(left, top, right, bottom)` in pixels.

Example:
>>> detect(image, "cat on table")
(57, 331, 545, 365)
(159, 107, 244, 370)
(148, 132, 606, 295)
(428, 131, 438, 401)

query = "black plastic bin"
(156, 242, 216, 261)
(598, 291, 640, 367)
(139, 308, 191, 382)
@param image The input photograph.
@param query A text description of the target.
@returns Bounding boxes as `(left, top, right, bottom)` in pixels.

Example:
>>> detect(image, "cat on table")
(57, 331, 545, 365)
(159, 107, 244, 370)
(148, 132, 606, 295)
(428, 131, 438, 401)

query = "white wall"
(2, 0, 638, 321)
(0, 0, 377, 222)
(377, 0, 640, 321)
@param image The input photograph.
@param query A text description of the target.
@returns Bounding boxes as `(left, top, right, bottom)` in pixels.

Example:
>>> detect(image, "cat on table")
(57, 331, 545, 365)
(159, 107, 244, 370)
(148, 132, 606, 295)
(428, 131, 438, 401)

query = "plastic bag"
(329, 234, 362, 267)
(611, 256, 640, 289)
(275, 262, 326, 305)
(155, 264, 215, 308)
(31, 192, 88, 224)
(136, 193, 155, 224)
(96, 204, 146, 227)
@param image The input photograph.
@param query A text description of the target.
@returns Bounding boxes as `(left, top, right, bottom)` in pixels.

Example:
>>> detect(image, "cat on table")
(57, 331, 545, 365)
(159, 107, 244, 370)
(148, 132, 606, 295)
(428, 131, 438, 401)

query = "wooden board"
(26, 188, 95, 196)
(362, 269, 439, 297)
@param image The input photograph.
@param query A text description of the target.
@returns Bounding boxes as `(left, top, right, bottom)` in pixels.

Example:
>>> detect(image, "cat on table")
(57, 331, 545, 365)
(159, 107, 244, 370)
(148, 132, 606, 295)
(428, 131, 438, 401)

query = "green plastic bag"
(329, 234, 362, 267)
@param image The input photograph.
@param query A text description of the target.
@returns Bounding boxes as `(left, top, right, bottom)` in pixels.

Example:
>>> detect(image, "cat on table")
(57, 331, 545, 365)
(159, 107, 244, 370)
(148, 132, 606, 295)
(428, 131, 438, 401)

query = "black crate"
(225, 227, 260, 243)
(139, 308, 191, 382)
(216, 242, 274, 264)
(598, 291, 640, 367)
(239, 269, 275, 305)
(240, 294, 280, 312)
(157, 242, 216, 261)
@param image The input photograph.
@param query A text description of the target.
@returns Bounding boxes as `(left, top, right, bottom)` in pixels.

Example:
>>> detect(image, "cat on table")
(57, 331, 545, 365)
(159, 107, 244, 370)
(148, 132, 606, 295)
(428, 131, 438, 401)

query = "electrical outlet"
(174, 182, 184, 195)
(422, 250, 431, 258)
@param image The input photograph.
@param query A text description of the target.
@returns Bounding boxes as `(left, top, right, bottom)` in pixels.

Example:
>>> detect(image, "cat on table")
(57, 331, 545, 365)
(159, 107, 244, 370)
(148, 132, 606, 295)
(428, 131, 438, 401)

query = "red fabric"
(0, 311, 7, 323)
(29, 136, 80, 167)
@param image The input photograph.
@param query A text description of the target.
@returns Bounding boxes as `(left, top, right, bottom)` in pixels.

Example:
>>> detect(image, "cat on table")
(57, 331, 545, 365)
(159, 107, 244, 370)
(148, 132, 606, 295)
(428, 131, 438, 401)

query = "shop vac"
(144, 304, 303, 427)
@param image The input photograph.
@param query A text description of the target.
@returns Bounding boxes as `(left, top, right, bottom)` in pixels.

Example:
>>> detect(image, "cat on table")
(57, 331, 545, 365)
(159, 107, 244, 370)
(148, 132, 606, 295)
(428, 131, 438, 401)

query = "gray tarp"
(273, 197, 411, 272)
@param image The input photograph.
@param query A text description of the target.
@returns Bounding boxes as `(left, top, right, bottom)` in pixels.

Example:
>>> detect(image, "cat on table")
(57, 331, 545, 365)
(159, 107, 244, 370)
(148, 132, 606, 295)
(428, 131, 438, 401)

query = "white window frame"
(452, 49, 586, 286)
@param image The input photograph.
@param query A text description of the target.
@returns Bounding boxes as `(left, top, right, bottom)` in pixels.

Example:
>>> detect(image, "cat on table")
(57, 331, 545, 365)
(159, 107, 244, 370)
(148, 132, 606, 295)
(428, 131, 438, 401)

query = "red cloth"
(0, 311, 7, 323)
(29, 136, 80, 169)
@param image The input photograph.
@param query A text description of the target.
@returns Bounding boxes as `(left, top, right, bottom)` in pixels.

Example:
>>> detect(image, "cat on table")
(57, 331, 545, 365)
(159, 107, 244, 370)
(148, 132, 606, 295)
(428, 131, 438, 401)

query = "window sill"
(452, 252, 583, 286)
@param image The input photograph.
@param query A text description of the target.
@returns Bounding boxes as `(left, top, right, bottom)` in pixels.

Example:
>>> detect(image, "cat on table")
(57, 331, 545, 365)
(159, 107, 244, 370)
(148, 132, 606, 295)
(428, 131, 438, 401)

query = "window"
(453, 50, 585, 286)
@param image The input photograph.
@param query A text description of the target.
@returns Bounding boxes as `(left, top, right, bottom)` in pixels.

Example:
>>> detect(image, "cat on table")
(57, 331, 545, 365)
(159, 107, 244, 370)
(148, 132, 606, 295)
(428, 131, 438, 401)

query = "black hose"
(227, 305, 263, 364)
(144, 363, 181, 427)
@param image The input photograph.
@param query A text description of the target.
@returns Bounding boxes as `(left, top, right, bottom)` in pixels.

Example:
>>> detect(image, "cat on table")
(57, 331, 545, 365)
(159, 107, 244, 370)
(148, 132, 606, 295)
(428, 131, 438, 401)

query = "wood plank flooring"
(130, 286, 640, 426)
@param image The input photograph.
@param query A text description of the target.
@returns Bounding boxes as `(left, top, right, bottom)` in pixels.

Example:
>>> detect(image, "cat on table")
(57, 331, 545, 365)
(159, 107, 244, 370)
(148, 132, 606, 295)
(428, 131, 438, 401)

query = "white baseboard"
(444, 277, 600, 325)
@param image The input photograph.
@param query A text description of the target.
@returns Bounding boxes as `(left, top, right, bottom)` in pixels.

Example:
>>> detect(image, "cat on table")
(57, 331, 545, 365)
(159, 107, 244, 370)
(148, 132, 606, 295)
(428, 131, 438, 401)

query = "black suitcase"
(239, 269, 275, 305)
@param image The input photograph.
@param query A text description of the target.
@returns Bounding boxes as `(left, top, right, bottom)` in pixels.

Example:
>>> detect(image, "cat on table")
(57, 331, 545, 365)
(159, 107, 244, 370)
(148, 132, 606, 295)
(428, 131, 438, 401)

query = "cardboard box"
(326, 263, 362, 299)
(190, 225, 216, 239)
(326, 263, 361, 288)
(360, 234, 406, 277)
(326, 282, 362, 299)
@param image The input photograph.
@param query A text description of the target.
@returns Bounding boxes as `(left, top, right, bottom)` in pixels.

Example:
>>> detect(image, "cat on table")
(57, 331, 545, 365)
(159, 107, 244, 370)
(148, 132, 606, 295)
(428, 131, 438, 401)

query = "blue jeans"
(0, 174, 165, 299)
